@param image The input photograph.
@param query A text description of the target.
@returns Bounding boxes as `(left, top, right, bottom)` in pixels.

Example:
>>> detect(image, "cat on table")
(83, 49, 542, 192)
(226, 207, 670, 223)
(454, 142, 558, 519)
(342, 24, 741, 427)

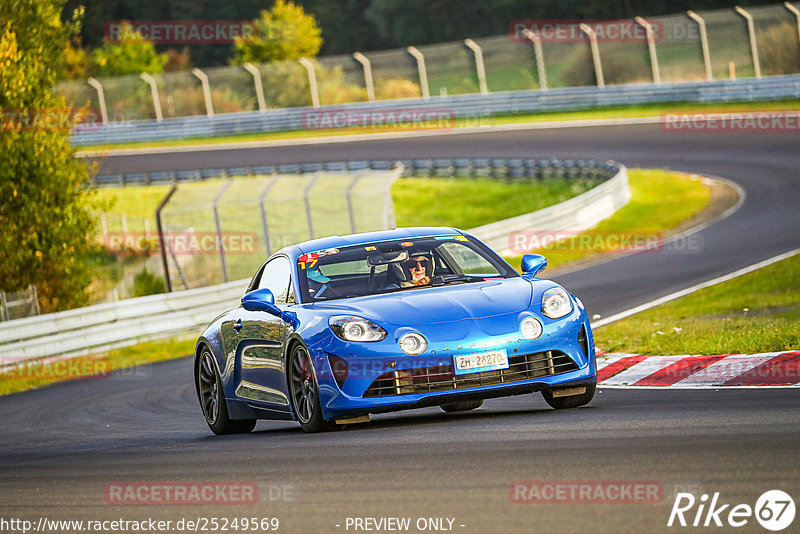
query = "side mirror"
(521, 254, 547, 277)
(242, 288, 280, 315)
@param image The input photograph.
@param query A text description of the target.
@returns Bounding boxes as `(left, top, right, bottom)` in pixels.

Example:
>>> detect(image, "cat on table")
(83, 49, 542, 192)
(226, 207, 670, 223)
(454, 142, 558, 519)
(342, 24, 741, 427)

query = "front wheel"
(440, 399, 483, 413)
(542, 383, 596, 409)
(289, 344, 335, 433)
(197, 349, 256, 435)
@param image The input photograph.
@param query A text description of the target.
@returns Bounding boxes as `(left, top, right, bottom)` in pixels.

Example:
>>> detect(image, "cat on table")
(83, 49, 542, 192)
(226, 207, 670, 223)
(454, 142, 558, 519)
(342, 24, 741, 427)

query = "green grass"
(77, 99, 800, 152)
(594, 252, 800, 355)
(503, 169, 711, 271)
(0, 336, 196, 396)
(393, 177, 601, 230)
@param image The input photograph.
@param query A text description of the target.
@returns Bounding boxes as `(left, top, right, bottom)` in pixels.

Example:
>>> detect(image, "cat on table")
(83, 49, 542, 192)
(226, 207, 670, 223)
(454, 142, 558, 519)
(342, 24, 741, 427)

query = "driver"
(401, 255, 431, 287)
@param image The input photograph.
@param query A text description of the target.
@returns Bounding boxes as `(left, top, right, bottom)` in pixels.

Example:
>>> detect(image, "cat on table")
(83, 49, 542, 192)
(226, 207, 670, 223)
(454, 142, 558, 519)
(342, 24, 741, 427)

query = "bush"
(132, 267, 165, 297)
(759, 22, 800, 76)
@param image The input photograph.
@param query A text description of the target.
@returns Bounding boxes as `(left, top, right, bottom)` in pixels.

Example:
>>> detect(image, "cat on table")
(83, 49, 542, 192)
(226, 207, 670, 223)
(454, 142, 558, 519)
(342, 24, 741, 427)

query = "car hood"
(311, 277, 533, 326)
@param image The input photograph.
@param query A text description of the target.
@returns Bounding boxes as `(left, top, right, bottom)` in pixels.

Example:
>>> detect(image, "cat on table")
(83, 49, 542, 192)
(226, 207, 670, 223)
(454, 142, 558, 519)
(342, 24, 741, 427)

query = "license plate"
(454, 349, 509, 375)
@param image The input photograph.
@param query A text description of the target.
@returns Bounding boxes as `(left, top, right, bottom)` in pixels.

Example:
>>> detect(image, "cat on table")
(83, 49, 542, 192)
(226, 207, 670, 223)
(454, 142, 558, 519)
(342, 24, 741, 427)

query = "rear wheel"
(542, 383, 596, 409)
(198, 349, 256, 435)
(440, 399, 483, 413)
(289, 344, 335, 433)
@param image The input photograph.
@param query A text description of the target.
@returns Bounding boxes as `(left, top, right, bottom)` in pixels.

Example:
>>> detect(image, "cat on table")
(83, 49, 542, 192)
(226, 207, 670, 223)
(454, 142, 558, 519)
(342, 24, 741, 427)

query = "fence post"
(635, 17, 661, 84)
(87, 77, 109, 124)
(304, 174, 322, 239)
(522, 29, 548, 90)
(192, 68, 215, 117)
(258, 176, 279, 257)
(353, 52, 376, 102)
(243, 63, 267, 112)
(345, 174, 363, 233)
(155, 184, 178, 292)
(787, 2, 800, 58)
(213, 179, 234, 283)
(579, 24, 605, 88)
(734, 6, 762, 79)
(140, 72, 163, 122)
(298, 58, 320, 108)
(407, 46, 430, 99)
(463, 39, 489, 94)
(687, 11, 713, 81)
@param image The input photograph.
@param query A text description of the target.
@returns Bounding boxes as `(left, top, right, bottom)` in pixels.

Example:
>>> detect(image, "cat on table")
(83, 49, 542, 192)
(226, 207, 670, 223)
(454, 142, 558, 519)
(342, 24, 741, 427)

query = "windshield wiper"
(430, 275, 477, 286)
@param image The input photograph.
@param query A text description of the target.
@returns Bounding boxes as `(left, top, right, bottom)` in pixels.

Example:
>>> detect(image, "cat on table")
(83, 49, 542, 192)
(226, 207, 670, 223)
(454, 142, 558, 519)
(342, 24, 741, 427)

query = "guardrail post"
(579, 24, 604, 88)
(687, 11, 713, 81)
(635, 17, 661, 84)
(522, 29, 548, 90)
(345, 174, 363, 233)
(86, 77, 109, 124)
(304, 174, 322, 239)
(298, 58, 320, 108)
(353, 52, 376, 102)
(213, 179, 234, 283)
(258, 176, 279, 257)
(140, 72, 163, 122)
(735, 6, 762, 79)
(192, 68, 215, 117)
(463, 39, 489, 94)
(407, 46, 430, 99)
(155, 184, 178, 292)
(787, 2, 800, 57)
(243, 63, 267, 112)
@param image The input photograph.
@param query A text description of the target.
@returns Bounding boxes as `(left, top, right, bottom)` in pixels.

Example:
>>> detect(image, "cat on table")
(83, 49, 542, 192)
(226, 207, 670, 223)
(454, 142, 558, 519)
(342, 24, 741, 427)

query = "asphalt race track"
(1, 123, 798, 533)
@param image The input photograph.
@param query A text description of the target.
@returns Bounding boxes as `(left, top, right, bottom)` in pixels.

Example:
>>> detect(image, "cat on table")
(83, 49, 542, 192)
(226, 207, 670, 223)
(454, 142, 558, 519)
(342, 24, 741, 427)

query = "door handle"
(234, 319, 243, 334)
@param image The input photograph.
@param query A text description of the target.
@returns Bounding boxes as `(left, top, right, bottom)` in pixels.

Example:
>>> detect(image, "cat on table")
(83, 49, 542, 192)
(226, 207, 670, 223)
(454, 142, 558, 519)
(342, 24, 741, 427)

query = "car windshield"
(296, 235, 517, 303)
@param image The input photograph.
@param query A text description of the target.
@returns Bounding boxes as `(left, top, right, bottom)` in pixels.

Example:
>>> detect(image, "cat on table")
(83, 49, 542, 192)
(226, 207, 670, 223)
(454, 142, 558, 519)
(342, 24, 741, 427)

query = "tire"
(289, 343, 335, 433)
(542, 383, 596, 410)
(440, 399, 484, 413)
(197, 349, 256, 435)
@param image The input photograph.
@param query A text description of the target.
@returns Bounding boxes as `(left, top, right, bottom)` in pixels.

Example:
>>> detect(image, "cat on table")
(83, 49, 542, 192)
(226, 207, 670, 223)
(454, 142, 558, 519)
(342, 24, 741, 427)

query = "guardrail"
(92, 157, 621, 187)
(0, 158, 625, 366)
(72, 75, 800, 147)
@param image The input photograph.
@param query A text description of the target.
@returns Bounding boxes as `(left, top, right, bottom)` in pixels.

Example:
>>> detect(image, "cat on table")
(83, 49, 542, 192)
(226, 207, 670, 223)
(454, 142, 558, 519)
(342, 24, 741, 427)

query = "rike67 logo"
(668, 490, 795, 531)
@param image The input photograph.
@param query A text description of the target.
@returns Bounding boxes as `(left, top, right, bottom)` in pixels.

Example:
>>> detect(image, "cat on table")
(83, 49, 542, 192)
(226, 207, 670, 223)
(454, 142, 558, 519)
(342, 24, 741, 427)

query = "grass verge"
(502, 169, 712, 272)
(0, 336, 196, 396)
(593, 252, 800, 355)
(77, 99, 800, 153)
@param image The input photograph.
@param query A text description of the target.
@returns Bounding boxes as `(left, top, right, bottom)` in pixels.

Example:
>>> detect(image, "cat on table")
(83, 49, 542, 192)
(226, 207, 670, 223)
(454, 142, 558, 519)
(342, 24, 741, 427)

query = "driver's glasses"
(404, 258, 428, 270)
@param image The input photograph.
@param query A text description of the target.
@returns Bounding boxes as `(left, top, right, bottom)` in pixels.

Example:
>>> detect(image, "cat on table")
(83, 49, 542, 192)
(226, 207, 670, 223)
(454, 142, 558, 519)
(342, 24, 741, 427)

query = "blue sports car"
(195, 227, 596, 434)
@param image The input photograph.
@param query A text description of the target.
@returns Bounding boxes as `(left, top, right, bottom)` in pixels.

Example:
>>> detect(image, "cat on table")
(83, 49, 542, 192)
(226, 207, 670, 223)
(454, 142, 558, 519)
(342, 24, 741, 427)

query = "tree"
(231, 0, 322, 65)
(92, 21, 167, 77)
(0, 0, 100, 313)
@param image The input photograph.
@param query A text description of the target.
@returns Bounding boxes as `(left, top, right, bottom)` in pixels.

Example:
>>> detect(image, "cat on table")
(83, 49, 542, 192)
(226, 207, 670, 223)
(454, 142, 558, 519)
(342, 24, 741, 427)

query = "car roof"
(290, 227, 464, 255)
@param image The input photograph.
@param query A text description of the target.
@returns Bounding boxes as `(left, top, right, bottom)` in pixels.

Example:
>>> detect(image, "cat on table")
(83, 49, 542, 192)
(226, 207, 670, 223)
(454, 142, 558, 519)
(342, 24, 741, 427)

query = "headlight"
(541, 287, 573, 319)
(329, 316, 387, 342)
(398, 332, 427, 355)
(520, 317, 543, 340)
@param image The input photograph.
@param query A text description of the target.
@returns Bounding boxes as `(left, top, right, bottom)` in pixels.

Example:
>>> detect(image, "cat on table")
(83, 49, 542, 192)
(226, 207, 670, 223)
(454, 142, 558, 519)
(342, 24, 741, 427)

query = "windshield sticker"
(318, 248, 340, 256)
(454, 236, 468, 241)
(401, 241, 414, 247)
(365, 246, 377, 251)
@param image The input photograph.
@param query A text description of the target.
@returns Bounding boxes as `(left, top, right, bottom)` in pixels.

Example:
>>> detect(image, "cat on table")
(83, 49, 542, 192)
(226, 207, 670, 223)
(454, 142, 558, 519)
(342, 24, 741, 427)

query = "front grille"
(363, 350, 579, 397)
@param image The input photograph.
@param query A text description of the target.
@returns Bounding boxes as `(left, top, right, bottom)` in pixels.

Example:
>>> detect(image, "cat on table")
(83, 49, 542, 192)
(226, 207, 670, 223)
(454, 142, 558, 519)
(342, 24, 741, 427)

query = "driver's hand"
(414, 276, 430, 286)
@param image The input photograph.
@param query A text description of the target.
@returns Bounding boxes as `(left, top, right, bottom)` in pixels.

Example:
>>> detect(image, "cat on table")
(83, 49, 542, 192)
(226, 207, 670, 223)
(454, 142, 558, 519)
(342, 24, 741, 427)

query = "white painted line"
(673, 353, 778, 386)
(600, 355, 687, 386)
(591, 247, 800, 329)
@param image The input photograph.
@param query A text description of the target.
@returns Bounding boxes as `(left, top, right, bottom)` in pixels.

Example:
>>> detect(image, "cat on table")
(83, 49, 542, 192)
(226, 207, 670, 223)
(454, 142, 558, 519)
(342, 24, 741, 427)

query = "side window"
(438, 242, 501, 276)
(257, 256, 292, 303)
